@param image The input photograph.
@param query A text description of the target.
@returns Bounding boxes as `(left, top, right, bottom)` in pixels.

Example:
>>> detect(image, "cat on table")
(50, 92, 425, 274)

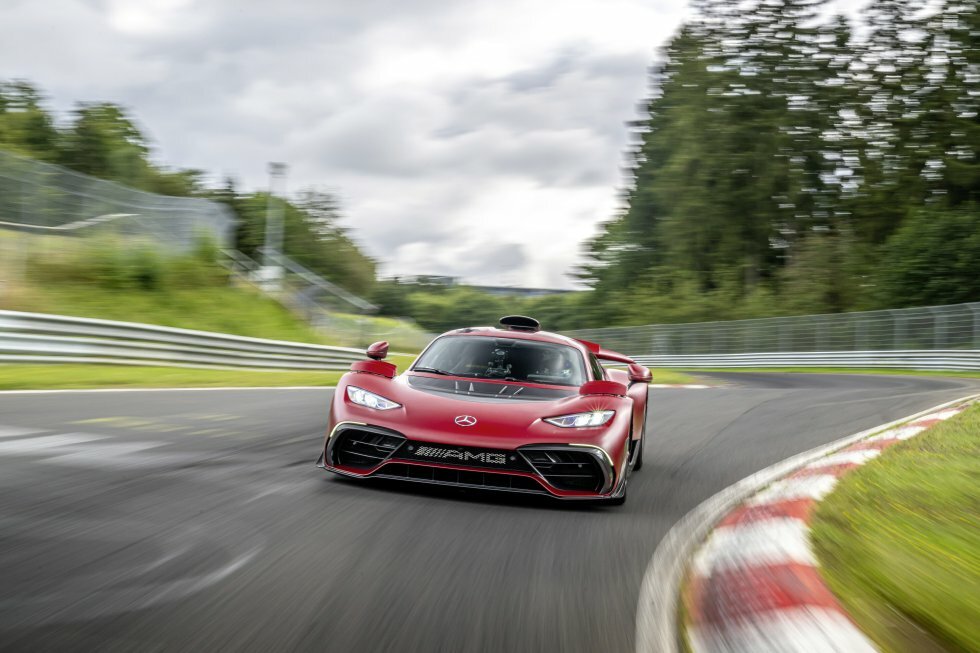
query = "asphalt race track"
(0, 373, 976, 652)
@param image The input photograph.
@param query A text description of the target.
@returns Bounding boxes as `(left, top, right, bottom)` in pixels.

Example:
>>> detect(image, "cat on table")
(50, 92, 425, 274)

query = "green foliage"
(873, 206, 980, 307)
(1, 82, 376, 300)
(27, 236, 227, 292)
(213, 184, 377, 297)
(5, 0, 979, 336)
(577, 0, 980, 326)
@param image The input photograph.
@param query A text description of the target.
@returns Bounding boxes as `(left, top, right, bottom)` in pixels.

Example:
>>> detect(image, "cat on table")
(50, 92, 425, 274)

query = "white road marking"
(805, 449, 881, 470)
(0, 386, 334, 395)
(747, 474, 838, 506)
(688, 607, 877, 653)
(650, 384, 712, 389)
(865, 425, 926, 441)
(41, 441, 177, 469)
(0, 426, 43, 438)
(0, 433, 107, 453)
(916, 408, 963, 421)
(0, 426, 199, 470)
(691, 518, 815, 577)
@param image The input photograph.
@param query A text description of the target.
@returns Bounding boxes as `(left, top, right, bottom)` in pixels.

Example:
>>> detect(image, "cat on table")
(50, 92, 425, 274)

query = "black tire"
(633, 406, 647, 471)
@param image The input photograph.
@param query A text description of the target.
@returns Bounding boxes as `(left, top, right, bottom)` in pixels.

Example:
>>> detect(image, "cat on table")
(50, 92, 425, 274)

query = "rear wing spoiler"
(574, 339, 635, 365)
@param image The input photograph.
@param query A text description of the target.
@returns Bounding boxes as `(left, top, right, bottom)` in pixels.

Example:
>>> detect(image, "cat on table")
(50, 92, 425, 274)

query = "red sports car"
(316, 316, 652, 505)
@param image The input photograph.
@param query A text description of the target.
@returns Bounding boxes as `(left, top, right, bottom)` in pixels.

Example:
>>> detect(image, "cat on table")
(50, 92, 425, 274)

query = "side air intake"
(520, 447, 608, 493)
(331, 426, 405, 469)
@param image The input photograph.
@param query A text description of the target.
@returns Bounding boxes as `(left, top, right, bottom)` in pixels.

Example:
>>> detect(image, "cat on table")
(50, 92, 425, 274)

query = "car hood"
(342, 373, 620, 441)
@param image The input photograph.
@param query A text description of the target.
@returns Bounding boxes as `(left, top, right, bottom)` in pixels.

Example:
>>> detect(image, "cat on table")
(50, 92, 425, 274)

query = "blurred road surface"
(0, 373, 976, 652)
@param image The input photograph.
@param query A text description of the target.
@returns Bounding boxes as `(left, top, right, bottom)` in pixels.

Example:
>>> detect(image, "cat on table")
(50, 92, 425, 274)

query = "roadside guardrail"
(631, 350, 980, 371)
(0, 310, 366, 371)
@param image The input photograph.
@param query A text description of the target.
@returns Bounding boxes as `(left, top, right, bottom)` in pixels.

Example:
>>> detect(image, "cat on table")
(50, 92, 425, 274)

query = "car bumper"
(317, 422, 624, 500)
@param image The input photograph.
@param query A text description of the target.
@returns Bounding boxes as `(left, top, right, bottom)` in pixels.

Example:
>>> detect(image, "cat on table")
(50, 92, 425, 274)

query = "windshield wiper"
(412, 366, 453, 375)
(412, 366, 480, 377)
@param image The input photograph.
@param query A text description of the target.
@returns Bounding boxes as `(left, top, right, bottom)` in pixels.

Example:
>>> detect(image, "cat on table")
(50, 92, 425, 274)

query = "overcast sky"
(2, 0, 697, 287)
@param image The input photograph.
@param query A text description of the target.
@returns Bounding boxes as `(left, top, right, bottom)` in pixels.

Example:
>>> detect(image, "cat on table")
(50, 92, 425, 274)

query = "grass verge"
(649, 369, 700, 385)
(3, 282, 332, 344)
(0, 365, 347, 390)
(0, 354, 417, 390)
(811, 402, 980, 653)
(684, 367, 980, 379)
(0, 360, 699, 391)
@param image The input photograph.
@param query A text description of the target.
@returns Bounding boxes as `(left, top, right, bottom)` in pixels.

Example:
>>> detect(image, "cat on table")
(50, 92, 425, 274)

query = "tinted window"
(588, 354, 605, 381)
(413, 336, 587, 386)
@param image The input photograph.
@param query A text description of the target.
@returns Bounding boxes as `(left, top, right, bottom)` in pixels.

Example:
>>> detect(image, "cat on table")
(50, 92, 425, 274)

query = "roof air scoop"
(499, 315, 541, 333)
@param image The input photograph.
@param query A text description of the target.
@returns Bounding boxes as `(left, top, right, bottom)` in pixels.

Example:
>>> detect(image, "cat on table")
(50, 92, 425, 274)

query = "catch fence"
(0, 149, 235, 248)
(567, 302, 980, 370)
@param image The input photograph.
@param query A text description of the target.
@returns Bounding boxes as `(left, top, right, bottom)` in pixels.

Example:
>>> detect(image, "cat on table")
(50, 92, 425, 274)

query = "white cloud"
(0, 0, 691, 288)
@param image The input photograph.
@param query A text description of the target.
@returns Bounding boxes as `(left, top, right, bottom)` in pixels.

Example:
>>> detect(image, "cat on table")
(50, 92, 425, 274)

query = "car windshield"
(413, 335, 587, 387)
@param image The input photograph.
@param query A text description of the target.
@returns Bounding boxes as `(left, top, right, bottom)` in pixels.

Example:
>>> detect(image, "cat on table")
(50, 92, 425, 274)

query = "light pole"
(261, 162, 287, 290)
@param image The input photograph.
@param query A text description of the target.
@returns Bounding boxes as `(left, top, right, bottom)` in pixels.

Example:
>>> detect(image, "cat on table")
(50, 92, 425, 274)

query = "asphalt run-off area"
(1, 373, 977, 652)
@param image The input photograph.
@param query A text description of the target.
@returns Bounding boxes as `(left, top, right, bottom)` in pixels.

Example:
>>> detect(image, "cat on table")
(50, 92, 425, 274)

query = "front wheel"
(633, 407, 647, 471)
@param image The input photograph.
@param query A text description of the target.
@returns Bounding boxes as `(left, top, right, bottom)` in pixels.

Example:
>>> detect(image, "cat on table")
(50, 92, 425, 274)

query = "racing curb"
(634, 392, 979, 653)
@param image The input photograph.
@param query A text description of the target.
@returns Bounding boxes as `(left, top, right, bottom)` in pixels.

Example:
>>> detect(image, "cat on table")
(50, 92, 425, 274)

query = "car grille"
(520, 448, 606, 493)
(332, 427, 405, 469)
(376, 463, 546, 494)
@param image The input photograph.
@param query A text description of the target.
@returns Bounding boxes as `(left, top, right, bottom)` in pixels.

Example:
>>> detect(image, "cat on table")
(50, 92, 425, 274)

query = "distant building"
(385, 275, 575, 297)
(469, 285, 574, 298)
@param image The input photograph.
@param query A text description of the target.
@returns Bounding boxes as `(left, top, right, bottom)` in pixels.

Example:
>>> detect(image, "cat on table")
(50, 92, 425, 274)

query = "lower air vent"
(377, 464, 545, 494)
(332, 427, 404, 469)
(521, 448, 606, 493)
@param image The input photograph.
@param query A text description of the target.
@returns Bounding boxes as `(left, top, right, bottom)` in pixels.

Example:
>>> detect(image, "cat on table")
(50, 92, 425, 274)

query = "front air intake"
(331, 426, 405, 469)
(520, 447, 608, 493)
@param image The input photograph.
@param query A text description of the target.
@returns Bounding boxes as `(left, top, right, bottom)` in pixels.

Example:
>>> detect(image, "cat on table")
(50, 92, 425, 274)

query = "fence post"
(930, 307, 946, 349)
(892, 310, 905, 351)
(970, 305, 980, 350)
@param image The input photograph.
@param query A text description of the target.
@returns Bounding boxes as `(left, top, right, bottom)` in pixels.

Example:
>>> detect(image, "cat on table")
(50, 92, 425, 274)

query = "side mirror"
(628, 363, 652, 384)
(366, 341, 389, 361)
(579, 380, 627, 396)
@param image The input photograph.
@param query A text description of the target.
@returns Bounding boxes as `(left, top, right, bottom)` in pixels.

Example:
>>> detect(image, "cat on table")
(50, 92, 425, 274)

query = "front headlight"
(346, 386, 401, 410)
(544, 410, 614, 428)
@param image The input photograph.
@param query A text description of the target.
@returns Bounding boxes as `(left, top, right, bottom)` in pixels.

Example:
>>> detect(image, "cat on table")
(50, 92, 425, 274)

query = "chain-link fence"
(222, 248, 432, 351)
(568, 302, 980, 357)
(0, 150, 235, 248)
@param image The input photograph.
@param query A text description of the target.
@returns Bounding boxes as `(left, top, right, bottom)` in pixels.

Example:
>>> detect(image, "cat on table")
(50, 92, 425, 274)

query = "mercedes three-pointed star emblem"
(454, 415, 477, 427)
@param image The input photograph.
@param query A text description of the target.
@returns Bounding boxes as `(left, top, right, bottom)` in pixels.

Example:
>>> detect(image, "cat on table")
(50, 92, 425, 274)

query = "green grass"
(811, 403, 980, 653)
(0, 365, 346, 390)
(0, 355, 417, 390)
(682, 367, 980, 379)
(4, 282, 331, 343)
(0, 359, 707, 392)
(0, 232, 431, 351)
(648, 369, 700, 385)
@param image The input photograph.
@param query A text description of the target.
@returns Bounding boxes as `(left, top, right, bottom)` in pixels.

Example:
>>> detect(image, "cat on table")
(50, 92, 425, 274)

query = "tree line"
(576, 0, 979, 328)
(0, 81, 375, 295)
(3, 0, 977, 334)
